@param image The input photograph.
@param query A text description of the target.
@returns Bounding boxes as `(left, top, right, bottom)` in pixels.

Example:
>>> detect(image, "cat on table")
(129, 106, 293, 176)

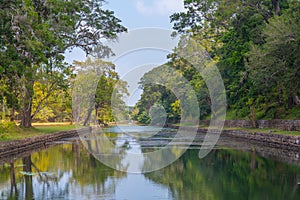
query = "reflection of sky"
(0, 142, 173, 200)
(65, 0, 184, 106)
(115, 174, 173, 200)
(1, 170, 172, 200)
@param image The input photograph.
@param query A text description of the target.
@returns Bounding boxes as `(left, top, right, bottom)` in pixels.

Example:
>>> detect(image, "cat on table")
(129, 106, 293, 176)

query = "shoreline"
(169, 125, 300, 151)
(1, 124, 299, 165)
(0, 127, 90, 161)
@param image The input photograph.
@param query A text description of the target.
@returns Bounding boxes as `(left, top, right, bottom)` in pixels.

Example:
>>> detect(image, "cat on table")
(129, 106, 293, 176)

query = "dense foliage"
(0, 0, 126, 127)
(73, 58, 128, 126)
(133, 0, 300, 124)
(1, 0, 299, 128)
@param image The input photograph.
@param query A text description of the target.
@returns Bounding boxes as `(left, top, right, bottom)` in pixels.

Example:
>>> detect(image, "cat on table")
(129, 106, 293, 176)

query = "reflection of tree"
(22, 156, 34, 200)
(1, 141, 126, 199)
(146, 149, 300, 200)
(10, 162, 17, 198)
(0, 160, 22, 199)
(250, 148, 256, 171)
(81, 129, 129, 172)
(141, 146, 186, 173)
(69, 138, 126, 195)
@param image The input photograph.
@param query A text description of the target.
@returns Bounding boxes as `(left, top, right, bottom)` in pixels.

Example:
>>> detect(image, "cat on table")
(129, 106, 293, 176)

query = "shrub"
(0, 121, 15, 139)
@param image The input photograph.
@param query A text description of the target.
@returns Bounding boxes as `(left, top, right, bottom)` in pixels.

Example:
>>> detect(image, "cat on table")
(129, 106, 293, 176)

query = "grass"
(173, 122, 199, 127)
(34, 123, 75, 133)
(0, 122, 76, 142)
(1, 120, 299, 142)
(223, 127, 300, 136)
(173, 123, 300, 136)
(202, 106, 300, 120)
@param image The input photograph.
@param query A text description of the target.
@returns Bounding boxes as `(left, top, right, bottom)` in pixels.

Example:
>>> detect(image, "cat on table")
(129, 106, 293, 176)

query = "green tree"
(247, 1, 300, 117)
(170, 0, 291, 120)
(32, 81, 73, 122)
(74, 58, 128, 126)
(133, 65, 181, 124)
(0, 0, 126, 127)
(133, 63, 201, 124)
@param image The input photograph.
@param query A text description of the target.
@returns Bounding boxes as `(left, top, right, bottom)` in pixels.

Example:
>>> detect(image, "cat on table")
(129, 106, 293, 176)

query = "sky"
(102, 0, 184, 29)
(65, 0, 185, 106)
(65, 0, 185, 62)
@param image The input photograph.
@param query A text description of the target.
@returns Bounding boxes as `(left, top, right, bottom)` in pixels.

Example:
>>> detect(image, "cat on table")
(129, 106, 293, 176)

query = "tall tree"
(133, 63, 200, 124)
(32, 81, 73, 122)
(0, 0, 126, 127)
(170, 0, 289, 120)
(247, 1, 300, 115)
(73, 58, 128, 126)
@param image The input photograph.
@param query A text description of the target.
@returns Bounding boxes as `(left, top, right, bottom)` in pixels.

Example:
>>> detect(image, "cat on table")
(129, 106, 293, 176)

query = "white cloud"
(135, 0, 184, 16)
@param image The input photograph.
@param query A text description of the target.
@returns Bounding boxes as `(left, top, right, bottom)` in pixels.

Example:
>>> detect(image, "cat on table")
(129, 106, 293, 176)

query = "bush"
(0, 121, 15, 135)
(137, 111, 151, 124)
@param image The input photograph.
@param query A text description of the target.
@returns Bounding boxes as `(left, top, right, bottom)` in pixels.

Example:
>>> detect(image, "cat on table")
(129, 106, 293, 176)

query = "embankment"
(169, 125, 300, 151)
(0, 127, 90, 162)
(199, 119, 300, 131)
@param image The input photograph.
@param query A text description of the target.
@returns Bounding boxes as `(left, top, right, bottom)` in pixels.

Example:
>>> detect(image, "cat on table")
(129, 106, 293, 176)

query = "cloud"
(135, 0, 184, 16)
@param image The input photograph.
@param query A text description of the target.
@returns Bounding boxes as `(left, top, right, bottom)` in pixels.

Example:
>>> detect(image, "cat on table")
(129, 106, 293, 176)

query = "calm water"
(0, 126, 300, 199)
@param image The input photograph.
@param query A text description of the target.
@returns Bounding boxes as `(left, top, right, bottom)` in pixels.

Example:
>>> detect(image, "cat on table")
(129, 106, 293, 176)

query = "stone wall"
(0, 127, 90, 159)
(169, 125, 300, 151)
(257, 120, 300, 131)
(199, 120, 300, 131)
(193, 131, 300, 165)
(220, 129, 300, 150)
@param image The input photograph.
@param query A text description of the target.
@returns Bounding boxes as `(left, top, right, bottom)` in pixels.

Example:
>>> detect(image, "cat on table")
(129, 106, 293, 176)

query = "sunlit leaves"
(0, 0, 127, 126)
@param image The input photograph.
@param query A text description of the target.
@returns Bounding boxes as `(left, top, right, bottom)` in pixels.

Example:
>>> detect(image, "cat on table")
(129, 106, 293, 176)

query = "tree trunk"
(95, 107, 98, 125)
(250, 105, 257, 128)
(10, 108, 15, 122)
(288, 95, 300, 109)
(20, 80, 34, 128)
(2, 97, 5, 120)
(83, 97, 95, 126)
(272, 0, 280, 15)
(83, 107, 93, 126)
(21, 109, 32, 127)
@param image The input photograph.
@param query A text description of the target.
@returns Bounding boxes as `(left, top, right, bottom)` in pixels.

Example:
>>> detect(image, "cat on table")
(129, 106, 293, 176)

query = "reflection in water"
(0, 140, 172, 199)
(22, 156, 33, 200)
(147, 149, 300, 200)
(0, 128, 299, 199)
(10, 161, 17, 198)
(79, 126, 194, 173)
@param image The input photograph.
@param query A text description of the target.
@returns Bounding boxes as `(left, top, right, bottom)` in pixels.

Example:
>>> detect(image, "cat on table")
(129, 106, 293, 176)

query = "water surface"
(0, 126, 299, 199)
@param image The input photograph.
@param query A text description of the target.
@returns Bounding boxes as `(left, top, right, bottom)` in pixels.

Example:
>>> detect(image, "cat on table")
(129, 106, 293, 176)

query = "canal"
(0, 126, 300, 199)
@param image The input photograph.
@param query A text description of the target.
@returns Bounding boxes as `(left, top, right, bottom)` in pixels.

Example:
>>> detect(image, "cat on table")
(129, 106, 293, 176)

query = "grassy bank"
(202, 107, 300, 120)
(223, 127, 300, 136)
(0, 122, 76, 141)
(172, 123, 300, 136)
